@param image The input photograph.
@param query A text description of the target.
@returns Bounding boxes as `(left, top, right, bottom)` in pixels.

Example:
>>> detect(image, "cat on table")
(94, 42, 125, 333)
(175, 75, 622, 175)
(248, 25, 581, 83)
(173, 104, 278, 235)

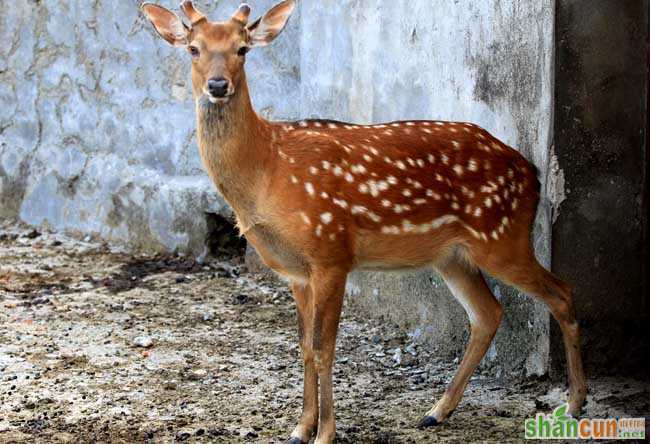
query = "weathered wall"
(554, 0, 649, 376)
(0, 0, 301, 252)
(1, 1, 556, 375)
(297, 0, 555, 375)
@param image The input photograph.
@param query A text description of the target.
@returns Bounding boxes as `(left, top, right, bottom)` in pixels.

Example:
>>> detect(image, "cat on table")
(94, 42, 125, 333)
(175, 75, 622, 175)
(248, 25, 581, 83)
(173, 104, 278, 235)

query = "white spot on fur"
(345, 173, 354, 183)
(333, 198, 348, 209)
(305, 182, 315, 196)
(351, 164, 367, 174)
(320, 212, 333, 224)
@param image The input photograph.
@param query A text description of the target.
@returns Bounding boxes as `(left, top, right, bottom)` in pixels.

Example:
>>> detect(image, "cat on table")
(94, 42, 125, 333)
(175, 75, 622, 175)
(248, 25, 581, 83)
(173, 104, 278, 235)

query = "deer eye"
(237, 46, 249, 57)
(188, 46, 200, 58)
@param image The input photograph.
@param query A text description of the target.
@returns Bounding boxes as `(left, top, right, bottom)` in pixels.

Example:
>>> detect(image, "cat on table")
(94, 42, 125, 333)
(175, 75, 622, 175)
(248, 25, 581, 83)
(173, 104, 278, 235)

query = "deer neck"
(195, 73, 272, 229)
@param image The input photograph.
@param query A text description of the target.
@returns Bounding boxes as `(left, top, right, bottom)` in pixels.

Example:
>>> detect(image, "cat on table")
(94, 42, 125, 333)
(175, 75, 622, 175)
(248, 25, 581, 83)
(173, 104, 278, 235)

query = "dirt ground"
(0, 223, 648, 444)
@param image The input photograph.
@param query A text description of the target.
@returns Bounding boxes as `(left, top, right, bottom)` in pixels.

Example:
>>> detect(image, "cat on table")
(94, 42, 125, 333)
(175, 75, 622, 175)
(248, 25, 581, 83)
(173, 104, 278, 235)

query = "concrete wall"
(1, 1, 556, 375)
(553, 0, 649, 376)
(0, 0, 301, 252)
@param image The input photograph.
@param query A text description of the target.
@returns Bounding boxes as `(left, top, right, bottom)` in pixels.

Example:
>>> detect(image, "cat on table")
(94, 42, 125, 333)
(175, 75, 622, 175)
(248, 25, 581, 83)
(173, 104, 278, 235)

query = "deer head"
(141, 0, 295, 104)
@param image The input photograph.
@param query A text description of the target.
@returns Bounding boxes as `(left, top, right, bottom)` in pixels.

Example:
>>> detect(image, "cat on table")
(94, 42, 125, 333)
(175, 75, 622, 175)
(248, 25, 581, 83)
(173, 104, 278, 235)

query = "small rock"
(371, 334, 382, 344)
(24, 229, 41, 239)
(196, 246, 209, 265)
(133, 336, 154, 348)
(163, 381, 177, 390)
(83, 235, 92, 242)
(232, 294, 249, 305)
(392, 348, 402, 364)
(268, 363, 287, 371)
(176, 431, 191, 441)
(402, 354, 418, 367)
(203, 312, 215, 322)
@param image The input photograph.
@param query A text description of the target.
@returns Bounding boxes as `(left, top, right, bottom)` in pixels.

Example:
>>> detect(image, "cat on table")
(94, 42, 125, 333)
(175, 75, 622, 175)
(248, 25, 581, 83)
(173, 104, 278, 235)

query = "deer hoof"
(417, 415, 440, 429)
(286, 438, 307, 444)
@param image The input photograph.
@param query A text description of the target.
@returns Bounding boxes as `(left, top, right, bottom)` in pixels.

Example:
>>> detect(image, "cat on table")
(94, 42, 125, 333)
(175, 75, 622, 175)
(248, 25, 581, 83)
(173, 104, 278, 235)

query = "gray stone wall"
(0, 0, 300, 252)
(1, 1, 556, 375)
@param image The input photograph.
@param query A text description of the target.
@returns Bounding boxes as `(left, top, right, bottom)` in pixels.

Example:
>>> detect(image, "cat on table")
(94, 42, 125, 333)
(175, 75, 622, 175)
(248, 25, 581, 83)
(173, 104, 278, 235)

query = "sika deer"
(141, 2, 587, 443)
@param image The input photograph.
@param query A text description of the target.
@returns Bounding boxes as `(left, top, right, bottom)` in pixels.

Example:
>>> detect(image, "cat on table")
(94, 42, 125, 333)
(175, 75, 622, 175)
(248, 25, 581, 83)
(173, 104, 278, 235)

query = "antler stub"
(232, 3, 251, 25)
(180, 1, 206, 25)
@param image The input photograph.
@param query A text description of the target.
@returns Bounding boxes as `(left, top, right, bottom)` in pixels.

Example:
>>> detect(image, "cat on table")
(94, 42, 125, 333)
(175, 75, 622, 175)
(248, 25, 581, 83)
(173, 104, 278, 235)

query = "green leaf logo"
(553, 404, 569, 422)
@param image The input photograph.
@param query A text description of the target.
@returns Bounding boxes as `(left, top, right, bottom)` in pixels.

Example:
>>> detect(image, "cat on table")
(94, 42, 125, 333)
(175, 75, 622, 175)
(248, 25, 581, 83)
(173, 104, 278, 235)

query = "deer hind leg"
(288, 282, 318, 444)
(475, 250, 587, 417)
(419, 255, 503, 428)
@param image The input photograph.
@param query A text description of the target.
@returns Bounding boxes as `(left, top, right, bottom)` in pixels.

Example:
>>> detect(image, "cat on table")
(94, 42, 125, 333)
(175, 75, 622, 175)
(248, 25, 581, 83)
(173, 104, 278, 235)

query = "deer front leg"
(288, 282, 318, 444)
(310, 267, 347, 444)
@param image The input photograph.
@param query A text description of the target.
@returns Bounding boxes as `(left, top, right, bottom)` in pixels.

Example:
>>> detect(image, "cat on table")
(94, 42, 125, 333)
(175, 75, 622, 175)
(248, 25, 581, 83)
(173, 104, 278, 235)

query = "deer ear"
(247, 0, 295, 48)
(141, 3, 189, 47)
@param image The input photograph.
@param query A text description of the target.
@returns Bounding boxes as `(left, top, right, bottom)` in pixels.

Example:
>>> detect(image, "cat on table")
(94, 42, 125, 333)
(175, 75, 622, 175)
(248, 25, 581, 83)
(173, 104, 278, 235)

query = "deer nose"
(207, 77, 229, 98)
